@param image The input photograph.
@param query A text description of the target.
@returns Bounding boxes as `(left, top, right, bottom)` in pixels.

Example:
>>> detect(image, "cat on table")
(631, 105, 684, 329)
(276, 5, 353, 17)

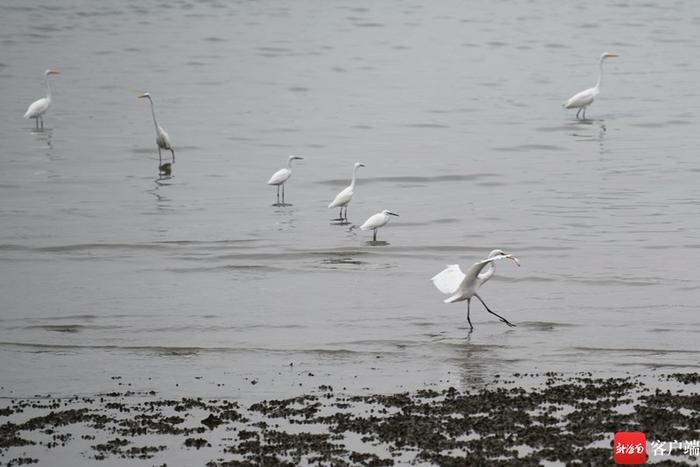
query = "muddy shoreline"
(1, 373, 698, 466)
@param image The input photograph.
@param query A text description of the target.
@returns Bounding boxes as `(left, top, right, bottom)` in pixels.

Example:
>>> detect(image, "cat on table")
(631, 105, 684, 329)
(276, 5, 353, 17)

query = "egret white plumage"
(360, 210, 398, 241)
(138, 92, 175, 169)
(267, 155, 303, 205)
(563, 52, 619, 120)
(431, 249, 520, 330)
(24, 69, 60, 128)
(328, 162, 365, 221)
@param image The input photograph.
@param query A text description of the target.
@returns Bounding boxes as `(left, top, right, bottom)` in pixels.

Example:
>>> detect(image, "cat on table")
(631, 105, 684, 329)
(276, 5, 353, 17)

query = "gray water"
(1, 0, 699, 406)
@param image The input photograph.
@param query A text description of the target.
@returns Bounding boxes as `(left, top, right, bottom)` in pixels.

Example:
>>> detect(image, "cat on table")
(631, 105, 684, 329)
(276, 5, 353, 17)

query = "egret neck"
(45, 73, 52, 102)
(146, 96, 159, 132)
(594, 55, 605, 90)
(350, 164, 360, 189)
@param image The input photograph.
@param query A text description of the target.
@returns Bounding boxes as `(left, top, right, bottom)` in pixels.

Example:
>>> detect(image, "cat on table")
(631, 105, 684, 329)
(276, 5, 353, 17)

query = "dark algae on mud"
(1, 372, 698, 465)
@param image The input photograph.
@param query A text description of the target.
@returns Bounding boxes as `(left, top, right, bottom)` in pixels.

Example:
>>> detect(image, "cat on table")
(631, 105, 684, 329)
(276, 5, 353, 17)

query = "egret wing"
(328, 185, 352, 208)
(564, 87, 595, 108)
(431, 264, 465, 294)
(157, 126, 173, 150)
(360, 212, 382, 231)
(268, 168, 290, 185)
(24, 98, 49, 119)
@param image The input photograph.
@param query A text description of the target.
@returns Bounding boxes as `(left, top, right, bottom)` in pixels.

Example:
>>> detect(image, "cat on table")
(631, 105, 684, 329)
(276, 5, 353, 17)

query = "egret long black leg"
(467, 298, 473, 330)
(582, 107, 587, 120)
(373, 229, 377, 241)
(276, 185, 280, 204)
(170, 149, 175, 163)
(281, 184, 285, 204)
(475, 294, 515, 327)
(576, 108, 582, 120)
(158, 147, 162, 166)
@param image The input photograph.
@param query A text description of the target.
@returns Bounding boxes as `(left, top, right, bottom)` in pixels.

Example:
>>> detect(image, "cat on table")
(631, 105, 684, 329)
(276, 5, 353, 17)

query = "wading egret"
(563, 52, 619, 120)
(360, 210, 398, 241)
(24, 69, 60, 128)
(431, 249, 520, 330)
(328, 162, 365, 220)
(138, 92, 175, 169)
(267, 155, 304, 205)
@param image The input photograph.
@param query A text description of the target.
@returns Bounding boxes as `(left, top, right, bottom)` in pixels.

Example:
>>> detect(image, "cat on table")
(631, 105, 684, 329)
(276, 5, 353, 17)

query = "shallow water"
(1, 0, 699, 409)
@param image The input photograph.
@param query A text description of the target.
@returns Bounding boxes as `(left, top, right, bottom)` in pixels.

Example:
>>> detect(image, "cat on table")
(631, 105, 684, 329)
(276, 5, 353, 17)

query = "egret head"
(138, 92, 151, 100)
(44, 69, 60, 76)
(488, 249, 520, 266)
(382, 210, 399, 217)
(288, 155, 304, 162)
(354, 162, 366, 169)
(600, 52, 619, 60)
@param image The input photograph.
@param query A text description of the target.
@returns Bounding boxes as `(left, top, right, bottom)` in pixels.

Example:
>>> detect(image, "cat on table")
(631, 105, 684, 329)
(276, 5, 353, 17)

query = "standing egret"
(563, 52, 619, 120)
(431, 249, 520, 330)
(360, 210, 398, 241)
(328, 162, 365, 221)
(267, 155, 304, 205)
(138, 92, 175, 169)
(24, 69, 60, 128)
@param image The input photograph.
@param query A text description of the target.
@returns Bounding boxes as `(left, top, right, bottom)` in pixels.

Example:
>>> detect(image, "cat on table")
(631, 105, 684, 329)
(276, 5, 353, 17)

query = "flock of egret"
(22, 52, 619, 330)
(267, 158, 399, 242)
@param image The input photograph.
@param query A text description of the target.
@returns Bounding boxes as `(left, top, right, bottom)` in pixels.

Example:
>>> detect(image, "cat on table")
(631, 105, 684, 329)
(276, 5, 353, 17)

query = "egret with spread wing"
(138, 92, 175, 170)
(563, 52, 618, 120)
(267, 155, 303, 205)
(431, 249, 520, 329)
(328, 162, 365, 221)
(24, 69, 60, 128)
(360, 210, 398, 241)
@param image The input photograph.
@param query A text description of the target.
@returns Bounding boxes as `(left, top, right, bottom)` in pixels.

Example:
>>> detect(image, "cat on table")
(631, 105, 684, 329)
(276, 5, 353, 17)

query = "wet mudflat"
(1, 372, 698, 466)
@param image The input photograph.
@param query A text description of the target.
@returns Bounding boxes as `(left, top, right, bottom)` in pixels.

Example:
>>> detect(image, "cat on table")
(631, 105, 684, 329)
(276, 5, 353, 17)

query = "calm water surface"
(1, 0, 699, 406)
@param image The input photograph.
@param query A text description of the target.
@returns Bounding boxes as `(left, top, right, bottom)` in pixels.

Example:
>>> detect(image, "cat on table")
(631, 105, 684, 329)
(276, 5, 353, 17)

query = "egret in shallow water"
(24, 69, 60, 128)
(431, 249, 520, 330)
(563, 52, 619, 120)
(267, 155, 303, 205)
(138, 92, 175, 170)
(360, 210, 398, 241)
(328, 162, 365, 221)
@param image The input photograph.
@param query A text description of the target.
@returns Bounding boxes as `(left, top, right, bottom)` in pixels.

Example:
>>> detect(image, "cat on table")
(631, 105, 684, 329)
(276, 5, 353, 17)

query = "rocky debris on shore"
(0, 372, 697, 465)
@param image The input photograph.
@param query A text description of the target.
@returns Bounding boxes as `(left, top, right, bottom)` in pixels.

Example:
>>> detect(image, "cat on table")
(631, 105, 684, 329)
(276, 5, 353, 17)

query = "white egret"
(138, 92, 175, 169)
(328, 162, 365, 221)
(24, 69, 60, 128)
(431, 249, 520, 330)
(267, 155, 304, 205)
(360, 210, 398, 241)
(563, 52, 619, 120)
